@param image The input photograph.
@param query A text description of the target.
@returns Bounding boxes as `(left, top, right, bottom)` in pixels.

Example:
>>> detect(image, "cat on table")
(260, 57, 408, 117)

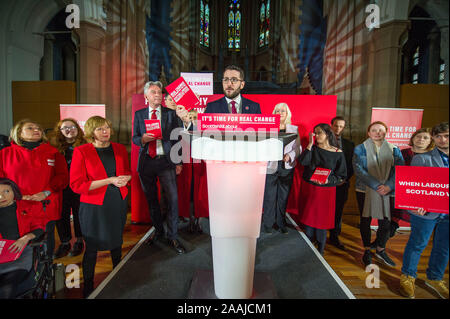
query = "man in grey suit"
(399, 122, 449, 299)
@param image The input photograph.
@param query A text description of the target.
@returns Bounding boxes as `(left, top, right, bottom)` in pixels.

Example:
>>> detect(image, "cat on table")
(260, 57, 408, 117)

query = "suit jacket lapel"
(221, 97, 230, 113)
(161, 106, 169, 135)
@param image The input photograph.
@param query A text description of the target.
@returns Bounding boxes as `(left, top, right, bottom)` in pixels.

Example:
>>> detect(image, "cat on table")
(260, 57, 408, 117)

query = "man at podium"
(205, 65, 261, 115)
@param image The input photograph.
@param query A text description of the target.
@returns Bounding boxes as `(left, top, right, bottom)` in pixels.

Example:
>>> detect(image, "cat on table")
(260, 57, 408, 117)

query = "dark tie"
(148, 110, 157, 158)
(230, 101, 237, 114)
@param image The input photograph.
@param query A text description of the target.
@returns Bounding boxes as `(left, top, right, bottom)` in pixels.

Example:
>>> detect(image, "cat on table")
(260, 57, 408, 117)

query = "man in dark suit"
(329, 116, 355, 250)
(132, 81, 186, 254)
(205, 65, 261, 114)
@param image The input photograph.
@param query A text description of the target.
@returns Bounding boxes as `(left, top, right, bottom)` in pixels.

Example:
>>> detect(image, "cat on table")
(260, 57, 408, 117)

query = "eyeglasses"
(60, 126, 77, 132)
(222, 77, 242, 84)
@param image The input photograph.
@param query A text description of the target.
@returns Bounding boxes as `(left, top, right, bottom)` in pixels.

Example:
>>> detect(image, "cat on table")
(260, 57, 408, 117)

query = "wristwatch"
(43, 190, 51, 198)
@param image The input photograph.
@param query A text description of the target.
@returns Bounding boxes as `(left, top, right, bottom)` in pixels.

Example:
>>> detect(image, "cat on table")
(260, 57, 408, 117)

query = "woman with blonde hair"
(70, 116, 131, 298)
(0, 119, 69, 260)
(262, 103, 301, 234)
(50, 118, 86, 258)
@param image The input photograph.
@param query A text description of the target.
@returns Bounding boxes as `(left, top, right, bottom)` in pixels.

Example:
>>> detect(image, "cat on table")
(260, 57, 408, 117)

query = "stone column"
(75, 21, 106, 104)
(371, 20, 410, 107)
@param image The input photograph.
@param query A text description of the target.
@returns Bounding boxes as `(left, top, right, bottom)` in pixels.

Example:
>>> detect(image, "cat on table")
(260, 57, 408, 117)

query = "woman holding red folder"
(298, 123, 347, 255)
(0, 178, 45, 299)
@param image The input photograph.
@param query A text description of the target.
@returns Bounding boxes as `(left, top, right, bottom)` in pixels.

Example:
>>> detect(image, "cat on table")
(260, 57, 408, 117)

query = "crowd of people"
(0, 65, 448, 300)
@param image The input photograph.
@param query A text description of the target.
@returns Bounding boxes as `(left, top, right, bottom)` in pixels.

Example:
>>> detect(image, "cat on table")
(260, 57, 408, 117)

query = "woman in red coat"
(0, 178, 45, 298)
(70, 116, 131, 298)
(0, 119, 68, 260)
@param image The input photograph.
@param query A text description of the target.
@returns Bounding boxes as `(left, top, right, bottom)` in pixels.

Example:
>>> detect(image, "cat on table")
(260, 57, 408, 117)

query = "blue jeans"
(401, 214, 449, 280)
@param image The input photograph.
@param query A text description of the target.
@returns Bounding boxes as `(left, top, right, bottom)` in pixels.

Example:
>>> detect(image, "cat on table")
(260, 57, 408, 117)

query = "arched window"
(258, 0, 270, 48)
(200, 0, 210, 47)
(412, 46, 419, 84)
(227, 0, 241, 51)
(439, 62, 445, 84)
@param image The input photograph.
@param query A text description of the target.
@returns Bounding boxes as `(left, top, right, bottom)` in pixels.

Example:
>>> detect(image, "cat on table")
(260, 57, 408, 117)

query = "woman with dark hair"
(298, 123, 347, 254)
(0, 178, 45, 299)
(353, 121, 404, 267)
(50, 118, 86, 258)
(0, 119, 69, 261)
(70, 116, 131, 298)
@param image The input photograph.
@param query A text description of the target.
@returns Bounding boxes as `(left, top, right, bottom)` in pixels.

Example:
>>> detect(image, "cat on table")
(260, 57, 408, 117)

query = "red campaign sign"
(197, 113, 280, 132)
(0, 239, 26, 264)
(165, 77, 200, 111)
(144, 119, 162, 139)
(371, 108, 423, 150)
(395, 166, 449, 214)
(310, 168, 331, 184)
(60, 104, 106, 131)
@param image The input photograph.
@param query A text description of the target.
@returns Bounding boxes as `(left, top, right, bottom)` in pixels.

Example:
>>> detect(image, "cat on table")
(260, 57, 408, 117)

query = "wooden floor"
(55, 212, 449, 299)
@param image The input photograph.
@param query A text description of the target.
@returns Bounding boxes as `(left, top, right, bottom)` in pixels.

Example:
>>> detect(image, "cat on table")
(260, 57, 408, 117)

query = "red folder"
(0, 239, 26, 264)
(144, 119, 162, 139)
(310, 168, 331, 184)
(165, 77, 199, 111)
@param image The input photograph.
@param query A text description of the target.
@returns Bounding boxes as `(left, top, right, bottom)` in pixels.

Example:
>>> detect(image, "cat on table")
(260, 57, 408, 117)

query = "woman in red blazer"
(70, 116, 131, 298)
(0, 119, 68, 260)
(0, 178, 45, 299)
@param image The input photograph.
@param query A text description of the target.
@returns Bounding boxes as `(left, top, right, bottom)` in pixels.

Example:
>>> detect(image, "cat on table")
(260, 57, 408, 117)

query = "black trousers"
(262, 163, 294, 228)
(304, 225, 327, 254)
(0, 269, 28, 299)
(82, 244, 122, 294)
(329, 182, 349, 240)
(356, 191, 391, 249)
(138, 155, 179, 240)
(56, 188, 82, 243)
(45, 220, 56, 258)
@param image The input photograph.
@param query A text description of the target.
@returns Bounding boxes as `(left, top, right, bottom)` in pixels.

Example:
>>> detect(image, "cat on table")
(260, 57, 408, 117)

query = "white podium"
(185, 130, 297, 299)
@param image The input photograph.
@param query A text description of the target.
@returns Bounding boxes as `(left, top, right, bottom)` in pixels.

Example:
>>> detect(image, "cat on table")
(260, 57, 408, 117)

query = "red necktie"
(230, 101, 237, 114)
(148, 110, 157, 158)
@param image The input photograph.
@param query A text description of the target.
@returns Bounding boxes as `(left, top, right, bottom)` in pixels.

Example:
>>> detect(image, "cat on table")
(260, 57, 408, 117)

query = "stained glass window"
(200, 0, 210, 47)
(228, 0, 241, 51)
(259, 0, 270, 48)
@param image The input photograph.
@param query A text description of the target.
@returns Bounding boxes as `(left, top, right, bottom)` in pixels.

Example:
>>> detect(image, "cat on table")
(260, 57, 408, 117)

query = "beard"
(224, 87, 241, 99)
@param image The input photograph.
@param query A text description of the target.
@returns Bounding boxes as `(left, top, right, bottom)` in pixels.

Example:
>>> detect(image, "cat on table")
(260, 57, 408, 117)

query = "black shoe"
(168, 239, 186, 254)
(280, 226, 288, 234)
(194, 219, 203, 234)
(263, 225, 273, 234)
(330, 239, 346, 251)
(145, 230, 163, 245)
(375, 249, 396, 267)
(54, 242, 71, 259)
(69, 240, 84, 257)
(362, 250, 372, 267)
(390, 221, 399, 238)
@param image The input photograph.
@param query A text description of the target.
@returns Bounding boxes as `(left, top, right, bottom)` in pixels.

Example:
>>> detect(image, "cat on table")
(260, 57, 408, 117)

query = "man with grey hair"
(132, 81, 186, 254)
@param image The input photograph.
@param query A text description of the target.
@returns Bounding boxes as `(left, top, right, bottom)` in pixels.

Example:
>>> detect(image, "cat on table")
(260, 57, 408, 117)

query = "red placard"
(197, 113, 280, 132)
(371, 108, 423, 150)
(395, 166, 449, 214)
(144, 119, 162, 139)
(165, 77, 199, 111)
(0, 239, 26, 264)
(310, 168, 331, 184)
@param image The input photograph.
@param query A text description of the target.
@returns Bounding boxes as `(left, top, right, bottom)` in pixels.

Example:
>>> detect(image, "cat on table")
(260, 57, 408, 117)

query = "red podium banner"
(197, 114, 280, 132)
(395, 166, 449, 214)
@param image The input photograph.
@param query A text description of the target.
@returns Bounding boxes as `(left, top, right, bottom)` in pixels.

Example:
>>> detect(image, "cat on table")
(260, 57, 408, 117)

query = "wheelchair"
(14, 233, 57, 299)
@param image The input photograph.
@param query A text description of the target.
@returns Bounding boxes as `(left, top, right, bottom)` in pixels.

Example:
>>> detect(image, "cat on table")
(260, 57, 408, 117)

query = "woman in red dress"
(298, 123, 347, 255)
